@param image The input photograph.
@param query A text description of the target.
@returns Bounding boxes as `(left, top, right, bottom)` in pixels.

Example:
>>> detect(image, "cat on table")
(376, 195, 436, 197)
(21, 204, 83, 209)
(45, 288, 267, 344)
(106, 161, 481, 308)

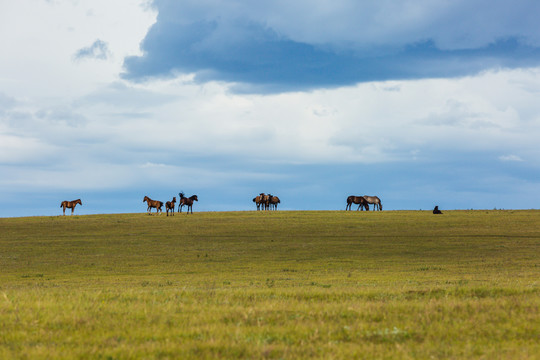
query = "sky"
(1, 0, 540, 217)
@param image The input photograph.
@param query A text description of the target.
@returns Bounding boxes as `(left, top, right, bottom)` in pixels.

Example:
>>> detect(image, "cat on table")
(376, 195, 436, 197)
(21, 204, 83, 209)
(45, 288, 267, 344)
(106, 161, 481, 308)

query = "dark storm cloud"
(121, 0, 540, 92)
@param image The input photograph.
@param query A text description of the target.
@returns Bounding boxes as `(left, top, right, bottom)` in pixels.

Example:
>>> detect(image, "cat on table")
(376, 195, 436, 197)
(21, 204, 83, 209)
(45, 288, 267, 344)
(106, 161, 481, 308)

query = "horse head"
(190, 195, 198, 201)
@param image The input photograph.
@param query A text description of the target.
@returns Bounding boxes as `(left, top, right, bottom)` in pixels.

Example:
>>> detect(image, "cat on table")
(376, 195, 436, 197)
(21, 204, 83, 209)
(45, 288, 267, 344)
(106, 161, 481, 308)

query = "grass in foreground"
(0, 210, 539, 359)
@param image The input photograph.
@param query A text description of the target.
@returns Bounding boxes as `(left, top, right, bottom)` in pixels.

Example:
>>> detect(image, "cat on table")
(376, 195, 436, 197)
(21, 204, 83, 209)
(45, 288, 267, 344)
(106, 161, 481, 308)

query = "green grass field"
(1, 210, 539, 359)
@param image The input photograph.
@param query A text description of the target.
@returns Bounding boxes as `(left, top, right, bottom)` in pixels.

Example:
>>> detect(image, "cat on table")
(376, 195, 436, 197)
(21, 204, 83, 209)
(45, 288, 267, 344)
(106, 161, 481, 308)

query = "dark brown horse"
(270, 195, 280, 210)
(60, 199, 82, 215)
(143, 196, 163, 215)
(166, 197, 176, 216)
(179, 192, 198, 214)
(346, 196, 368, 211)
(433, 206, 443, 214)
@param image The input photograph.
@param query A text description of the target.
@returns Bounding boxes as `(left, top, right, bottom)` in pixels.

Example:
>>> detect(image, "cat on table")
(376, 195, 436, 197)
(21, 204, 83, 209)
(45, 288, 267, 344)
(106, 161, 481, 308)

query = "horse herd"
(143, 193, 198, 216)
(252, 193, 281, 211)
(59, 194, 385, 215)
(345, 195, 383, 211)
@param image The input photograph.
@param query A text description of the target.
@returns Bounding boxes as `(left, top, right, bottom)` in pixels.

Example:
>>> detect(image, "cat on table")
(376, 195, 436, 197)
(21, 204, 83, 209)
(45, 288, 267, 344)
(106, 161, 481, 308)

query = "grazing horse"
(166, 197, 176, 216)
(270, 196, 280, 210)
(60, 199, 82, 215)
(363, 195, 383, 211)
(253, 194, 264, 211)
(143, 196, 163, 215)
(346, 196, 368, 211)
(179, 192, 198, 214)
(433, 206, 443, 214)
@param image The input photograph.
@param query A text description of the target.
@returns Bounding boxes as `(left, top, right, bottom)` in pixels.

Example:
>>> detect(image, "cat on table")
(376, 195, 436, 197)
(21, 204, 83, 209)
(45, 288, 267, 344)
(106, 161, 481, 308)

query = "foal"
(166, 197, 176, 216)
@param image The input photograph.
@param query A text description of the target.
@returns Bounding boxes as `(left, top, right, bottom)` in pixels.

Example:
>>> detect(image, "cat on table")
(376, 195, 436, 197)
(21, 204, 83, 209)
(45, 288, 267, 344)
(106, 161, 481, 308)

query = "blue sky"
(1, 0, 540, 216)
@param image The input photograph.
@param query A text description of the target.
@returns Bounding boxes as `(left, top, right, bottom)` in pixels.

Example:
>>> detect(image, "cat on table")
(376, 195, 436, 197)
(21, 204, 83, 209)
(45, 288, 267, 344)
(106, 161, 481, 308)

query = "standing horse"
(346, 196, 368, 211)
(270, 196, 280, 210)
(143, 196, 163, 215)
(179, 192, 198, 214)
(363, 195, 383, 211)
(166, 197, 176, 216)
(60, 199, 82, 215)
(253, 193, 264, 210)
(261, 194, 272, 210)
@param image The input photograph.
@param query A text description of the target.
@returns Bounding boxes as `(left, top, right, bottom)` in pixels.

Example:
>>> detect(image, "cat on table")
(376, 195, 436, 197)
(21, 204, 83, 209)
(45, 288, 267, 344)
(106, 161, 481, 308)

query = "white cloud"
(0, 0, 156, 99)
(499, 155, 524, 162)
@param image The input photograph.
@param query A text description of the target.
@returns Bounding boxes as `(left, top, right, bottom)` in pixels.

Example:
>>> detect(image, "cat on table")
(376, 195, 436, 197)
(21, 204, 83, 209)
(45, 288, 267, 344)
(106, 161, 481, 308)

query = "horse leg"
(63, 207, 65, 216)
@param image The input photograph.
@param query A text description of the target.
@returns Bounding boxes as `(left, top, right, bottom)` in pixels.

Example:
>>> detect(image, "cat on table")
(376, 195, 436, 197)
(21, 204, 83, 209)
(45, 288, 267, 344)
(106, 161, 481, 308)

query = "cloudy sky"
(1, 0, 539, 216)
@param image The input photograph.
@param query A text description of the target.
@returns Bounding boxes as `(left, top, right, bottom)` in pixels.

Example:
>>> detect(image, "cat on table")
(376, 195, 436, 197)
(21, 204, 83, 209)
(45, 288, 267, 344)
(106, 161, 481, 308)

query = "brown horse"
(60, 199, 82, 215)
(143, 196, 163, 215)
(166, 197, 176, 216)
(270, 195, 280, 210)
(253, 193, 264, 211)
(179, 192, 198, 214)
(346, 196, 368, 211)
(261, 193, 272, 210)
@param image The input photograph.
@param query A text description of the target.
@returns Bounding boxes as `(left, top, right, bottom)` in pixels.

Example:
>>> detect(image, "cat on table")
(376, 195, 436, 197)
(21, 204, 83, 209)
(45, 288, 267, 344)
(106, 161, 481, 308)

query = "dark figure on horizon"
(433, 206, 443, 214)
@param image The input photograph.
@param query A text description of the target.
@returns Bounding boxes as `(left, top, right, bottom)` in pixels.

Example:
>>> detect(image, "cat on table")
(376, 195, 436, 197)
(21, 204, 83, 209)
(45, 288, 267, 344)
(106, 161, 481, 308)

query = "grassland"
(0, 210, 539, 359)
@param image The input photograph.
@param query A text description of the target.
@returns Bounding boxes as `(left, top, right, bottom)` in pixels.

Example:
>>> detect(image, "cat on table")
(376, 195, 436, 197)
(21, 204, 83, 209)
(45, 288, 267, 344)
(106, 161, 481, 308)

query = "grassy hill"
(1, 210, 539, 358)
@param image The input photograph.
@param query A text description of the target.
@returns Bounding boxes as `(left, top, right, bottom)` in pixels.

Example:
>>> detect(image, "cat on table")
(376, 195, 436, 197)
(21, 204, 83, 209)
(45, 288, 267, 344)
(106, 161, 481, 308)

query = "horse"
(253, 194, 264, 211)
(433, 206, 443, 214)
(270, 195, 280, 210)
(166, 197, 176, 216)
(143, 196, 163, 215)
(60, 199, 82, 215)
(346, 196, 368, 211)
(260, 193, 272, 210)
(363, 195, 383, 211)
(179, 192, 198, 214)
